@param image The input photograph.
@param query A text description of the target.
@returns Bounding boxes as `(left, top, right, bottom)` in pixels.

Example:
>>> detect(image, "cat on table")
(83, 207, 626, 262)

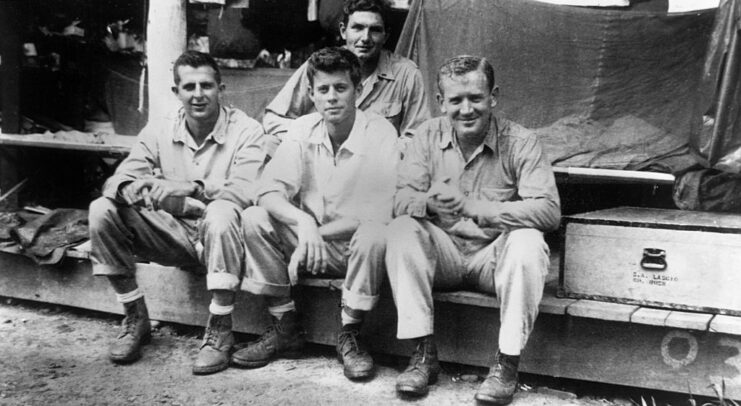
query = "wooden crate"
(560, 207, 741, 315)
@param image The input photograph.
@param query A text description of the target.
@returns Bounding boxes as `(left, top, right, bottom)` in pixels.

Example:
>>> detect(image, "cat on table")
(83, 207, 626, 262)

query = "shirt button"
(464, 191, 469, 196)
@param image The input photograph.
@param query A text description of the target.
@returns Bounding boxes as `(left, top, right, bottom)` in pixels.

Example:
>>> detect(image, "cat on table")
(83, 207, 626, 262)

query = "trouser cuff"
(241, 277, 291, 297)
(92, 263, 134, 276)
(396, 314, 434, 340)
(206, 272, 240, 291)
(342, 286, 379, 311)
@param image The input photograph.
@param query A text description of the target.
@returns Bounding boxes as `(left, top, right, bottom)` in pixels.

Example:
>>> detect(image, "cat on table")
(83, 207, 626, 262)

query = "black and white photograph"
(0, 0, 738, 404)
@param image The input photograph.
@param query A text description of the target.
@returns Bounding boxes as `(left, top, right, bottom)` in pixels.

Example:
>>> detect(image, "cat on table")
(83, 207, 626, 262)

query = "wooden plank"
(631, 307, 671, 327)
(3, 253, 741, 399)
(539, 295, 577, 315)
(434, 290, 498, 308)
(664, 311, 713, 331)
(553, 167, 675, 184)
(710, 315, 741, 335)
(0, 133, 135, 155)
(567, 300, 638, 322)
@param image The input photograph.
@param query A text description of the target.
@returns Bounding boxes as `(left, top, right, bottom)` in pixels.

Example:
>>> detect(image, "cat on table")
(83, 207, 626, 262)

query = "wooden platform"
(0, 249, 739, 399)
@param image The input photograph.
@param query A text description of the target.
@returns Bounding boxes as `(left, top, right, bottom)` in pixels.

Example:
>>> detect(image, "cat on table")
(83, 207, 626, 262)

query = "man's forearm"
(258, 192, 314, 226)
(318, 217, 360, 241)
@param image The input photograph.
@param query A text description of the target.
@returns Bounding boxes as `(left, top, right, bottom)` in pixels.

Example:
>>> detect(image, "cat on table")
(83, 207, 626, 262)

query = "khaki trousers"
(89, 197, 246, 291)
(241, 206, 386, 311)
(385, 215, 549, 355)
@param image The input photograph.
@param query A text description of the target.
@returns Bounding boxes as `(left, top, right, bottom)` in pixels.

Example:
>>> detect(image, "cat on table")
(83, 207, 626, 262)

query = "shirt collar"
(375, 50, 395, 81)
(173, 106, 228, 146)
(308, 110, 368, 156)
(438, 113, 499, 153)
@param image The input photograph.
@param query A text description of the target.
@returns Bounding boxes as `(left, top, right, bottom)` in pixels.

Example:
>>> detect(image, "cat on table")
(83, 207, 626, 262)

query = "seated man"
(233, 47, 398, 381)
(88, 51, 265, 375)
(262, 0, 430, 156)
(385, 55, 561, 404)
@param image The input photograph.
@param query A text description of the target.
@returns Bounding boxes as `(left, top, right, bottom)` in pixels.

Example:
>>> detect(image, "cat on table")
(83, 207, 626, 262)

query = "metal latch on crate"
(640, 248, 667, 271)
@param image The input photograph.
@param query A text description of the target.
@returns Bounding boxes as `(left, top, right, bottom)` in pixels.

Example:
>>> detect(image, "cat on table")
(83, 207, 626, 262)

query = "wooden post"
(145, 0, 187, 125)
(0, 0, 23, 209)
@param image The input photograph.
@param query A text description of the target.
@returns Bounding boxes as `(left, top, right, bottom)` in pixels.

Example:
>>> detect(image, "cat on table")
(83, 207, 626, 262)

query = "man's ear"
(490, 85, 500, 109)
(171, 86, 178, 96)
(218, 83, 226, 92)
(307, 85, 315, 104)
(339, 22, 347, 40)
(436, 92, 447, 114)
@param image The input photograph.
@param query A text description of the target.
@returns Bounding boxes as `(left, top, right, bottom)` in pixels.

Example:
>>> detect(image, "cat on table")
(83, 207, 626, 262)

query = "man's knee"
(351, 222, 386, 255)
(241, 206, 272, 239)
(502, 228, 549, 275)
(386, 215, 423, 246)
(89, 197, 120, 230)
(202, 200, 241, 234)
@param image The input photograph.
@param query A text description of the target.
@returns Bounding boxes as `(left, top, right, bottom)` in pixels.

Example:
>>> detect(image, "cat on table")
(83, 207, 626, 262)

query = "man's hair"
(306, 47, 362, 88)
(173, 51, 222, 85)
(342, 0, 392, 31)
(437, 55, 496, 95)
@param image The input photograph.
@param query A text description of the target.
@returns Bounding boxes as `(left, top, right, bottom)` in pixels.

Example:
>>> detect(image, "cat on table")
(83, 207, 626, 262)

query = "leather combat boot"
(336, 324, 374, 380)
(109, 297, 151, 364)
(474, 350, 520, 405)
(192, 313, 235, 375)
(396, 336, 441, 396)
(231, 311, 305, 368)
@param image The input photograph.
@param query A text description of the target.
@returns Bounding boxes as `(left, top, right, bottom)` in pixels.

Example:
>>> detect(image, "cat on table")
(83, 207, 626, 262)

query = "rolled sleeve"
(101, 126, 159, 200)
(476, 135, 561, 231)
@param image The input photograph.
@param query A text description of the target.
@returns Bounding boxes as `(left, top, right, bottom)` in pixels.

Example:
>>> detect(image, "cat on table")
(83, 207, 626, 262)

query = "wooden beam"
(145, 0, 187, 125)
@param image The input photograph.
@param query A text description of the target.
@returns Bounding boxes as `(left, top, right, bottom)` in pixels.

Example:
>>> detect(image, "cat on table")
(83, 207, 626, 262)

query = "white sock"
(268, 300, 296, 320)
(209, 302, 234, 316)
(115, 288, 143, 304)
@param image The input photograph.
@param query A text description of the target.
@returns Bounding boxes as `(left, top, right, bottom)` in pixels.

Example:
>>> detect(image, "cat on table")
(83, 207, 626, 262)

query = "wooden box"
(560, 207, 741, 315)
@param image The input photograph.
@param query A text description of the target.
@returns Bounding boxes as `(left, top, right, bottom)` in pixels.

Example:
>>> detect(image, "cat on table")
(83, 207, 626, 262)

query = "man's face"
(309, 70, 360, 126)
(437, 70, 497, 141)
(340, 11, 387, 65)
(171, 65, 224, 123)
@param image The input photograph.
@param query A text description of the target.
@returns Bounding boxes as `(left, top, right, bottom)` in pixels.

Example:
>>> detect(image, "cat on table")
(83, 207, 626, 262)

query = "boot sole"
(192, 360, 230, 376)
(231, 350, 303, 369)
(474, 393, 514, 405)
(395, 372, 439, 396)
(343, 366, 375, 380)
(109, 332, 152, 364)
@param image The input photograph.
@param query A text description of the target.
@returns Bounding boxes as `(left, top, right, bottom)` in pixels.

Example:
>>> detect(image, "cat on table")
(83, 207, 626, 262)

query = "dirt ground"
(0, 299, 671, 406)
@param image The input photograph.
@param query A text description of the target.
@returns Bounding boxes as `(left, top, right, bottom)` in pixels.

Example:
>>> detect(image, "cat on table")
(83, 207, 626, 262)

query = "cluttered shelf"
(0, 131, 136, 155)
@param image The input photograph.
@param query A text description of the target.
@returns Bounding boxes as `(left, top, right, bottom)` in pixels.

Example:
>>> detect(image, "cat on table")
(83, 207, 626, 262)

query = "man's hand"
(426, 178, 465, 217)
(289, 215, 329, 276)
(119, 179, 196, 210)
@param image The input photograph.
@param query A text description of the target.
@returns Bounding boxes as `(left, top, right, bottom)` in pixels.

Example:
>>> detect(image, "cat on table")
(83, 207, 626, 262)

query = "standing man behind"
(262, 0, 430, 156)
(232, 47, 398, 381)
(385, 55, 561, 404)
(88, 51, 265, 375)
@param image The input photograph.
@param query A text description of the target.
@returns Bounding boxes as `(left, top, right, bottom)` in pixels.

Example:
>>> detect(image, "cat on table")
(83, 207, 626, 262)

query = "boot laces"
(409, 340, 429, 371)
(118, 313, 138, 339)
(339, 329, 366, 356)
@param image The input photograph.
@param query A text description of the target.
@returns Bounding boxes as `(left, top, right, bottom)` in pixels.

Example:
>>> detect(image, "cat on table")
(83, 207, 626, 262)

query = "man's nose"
(193, 85, 204, 98)
(460, 99, 473, 114)
(327, 87, 338, 100)
(359, 28, 370, 41)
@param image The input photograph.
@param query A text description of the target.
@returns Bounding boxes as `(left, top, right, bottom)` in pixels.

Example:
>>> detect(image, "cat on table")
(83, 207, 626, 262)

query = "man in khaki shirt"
(262, 0, 430, 156)
(232, 47, 398, 382)
(88, 51, 265, 375)
(386, 55, 561, 403)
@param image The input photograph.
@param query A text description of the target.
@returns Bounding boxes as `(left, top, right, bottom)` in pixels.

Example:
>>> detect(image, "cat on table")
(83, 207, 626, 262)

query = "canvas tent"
(396, 0, 717, 173)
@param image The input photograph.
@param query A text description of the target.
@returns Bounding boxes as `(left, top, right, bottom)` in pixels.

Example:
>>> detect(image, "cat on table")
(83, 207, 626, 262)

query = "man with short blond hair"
(385, 55, 561, 404)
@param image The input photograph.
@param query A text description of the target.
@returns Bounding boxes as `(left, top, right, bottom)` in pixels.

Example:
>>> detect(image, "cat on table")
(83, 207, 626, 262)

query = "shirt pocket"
(479, 187, 516, 202)
(376, 102, 402, 131)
